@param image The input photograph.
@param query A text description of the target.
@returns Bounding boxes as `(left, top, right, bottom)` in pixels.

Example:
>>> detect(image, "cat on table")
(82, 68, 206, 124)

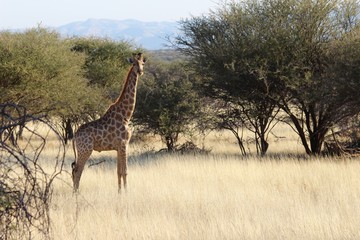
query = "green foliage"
(0, 28, 104, 120)
(134, 60, 201, 151)
(327, 26, 360, 104)
(71, 37, 141, 100)
(175, 0, 360, 155)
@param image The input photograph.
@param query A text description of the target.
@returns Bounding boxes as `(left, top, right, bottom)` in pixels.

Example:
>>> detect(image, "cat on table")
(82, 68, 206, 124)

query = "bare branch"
(0, 103, 66, 239)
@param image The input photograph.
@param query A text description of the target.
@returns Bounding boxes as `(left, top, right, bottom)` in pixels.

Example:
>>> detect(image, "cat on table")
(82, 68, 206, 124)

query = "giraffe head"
(129, 53, 147, 76)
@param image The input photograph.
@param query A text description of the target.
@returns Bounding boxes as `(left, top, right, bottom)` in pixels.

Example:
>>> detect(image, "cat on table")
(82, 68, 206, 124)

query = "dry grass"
(42, 126, 360, 240)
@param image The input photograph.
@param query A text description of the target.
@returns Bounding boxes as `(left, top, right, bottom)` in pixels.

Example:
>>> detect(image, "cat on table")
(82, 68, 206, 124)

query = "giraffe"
(71, 53, 146, 192)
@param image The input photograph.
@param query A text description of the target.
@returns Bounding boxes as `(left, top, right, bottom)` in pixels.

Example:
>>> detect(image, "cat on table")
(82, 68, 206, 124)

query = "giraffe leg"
(117, 141, 128, 193)
(72, 150, 92, 192)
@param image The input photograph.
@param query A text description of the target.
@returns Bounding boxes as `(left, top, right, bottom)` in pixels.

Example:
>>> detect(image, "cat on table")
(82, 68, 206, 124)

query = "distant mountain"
(56, 19, 180, 50)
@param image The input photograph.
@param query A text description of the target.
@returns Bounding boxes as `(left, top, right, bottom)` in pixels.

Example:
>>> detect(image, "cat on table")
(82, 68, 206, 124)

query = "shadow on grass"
(83, 150, 168, 169)
(82, 150, 334, 171)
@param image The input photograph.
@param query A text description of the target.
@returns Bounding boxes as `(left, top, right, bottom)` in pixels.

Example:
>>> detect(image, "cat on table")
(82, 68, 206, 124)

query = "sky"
(0, 0, 220, 30)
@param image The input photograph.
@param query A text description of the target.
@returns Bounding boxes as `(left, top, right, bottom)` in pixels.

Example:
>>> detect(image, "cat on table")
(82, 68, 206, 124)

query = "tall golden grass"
(42, 126, 360, 240)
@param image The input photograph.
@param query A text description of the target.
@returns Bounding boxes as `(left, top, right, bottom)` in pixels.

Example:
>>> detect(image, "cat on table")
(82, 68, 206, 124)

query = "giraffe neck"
(114, 66, 139, 122)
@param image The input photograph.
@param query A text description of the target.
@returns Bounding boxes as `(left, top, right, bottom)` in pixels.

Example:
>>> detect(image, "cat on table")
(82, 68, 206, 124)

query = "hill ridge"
(56, 18, 179, 50)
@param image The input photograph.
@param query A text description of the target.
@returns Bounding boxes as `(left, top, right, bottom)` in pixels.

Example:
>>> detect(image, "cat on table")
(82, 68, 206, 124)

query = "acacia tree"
(0, 28, 100, 115)
(174, 1, 282, 155)
(174, 0, 360, 155)
(0, 28, 104, 143)
(133, 60, 201, 151)
(263, 0, 360, 154)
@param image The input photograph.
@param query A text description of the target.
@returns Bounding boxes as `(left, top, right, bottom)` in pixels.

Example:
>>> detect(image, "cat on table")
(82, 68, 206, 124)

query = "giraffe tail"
(71, 137, 77, 170)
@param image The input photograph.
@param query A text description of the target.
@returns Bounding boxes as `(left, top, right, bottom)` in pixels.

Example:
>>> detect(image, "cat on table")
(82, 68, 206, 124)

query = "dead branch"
(0, 103, 66, 240)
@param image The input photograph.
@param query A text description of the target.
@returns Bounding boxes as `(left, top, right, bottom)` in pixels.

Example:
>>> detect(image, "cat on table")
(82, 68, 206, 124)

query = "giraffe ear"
(128, 58, 134, 64)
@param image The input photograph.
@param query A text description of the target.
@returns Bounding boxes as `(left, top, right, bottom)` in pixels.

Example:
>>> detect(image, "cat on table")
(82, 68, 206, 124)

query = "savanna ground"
(36, 124, 360, 239)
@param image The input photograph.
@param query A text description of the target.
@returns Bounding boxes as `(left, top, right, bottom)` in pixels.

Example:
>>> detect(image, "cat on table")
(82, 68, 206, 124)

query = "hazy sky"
(0, 0, 220, 30)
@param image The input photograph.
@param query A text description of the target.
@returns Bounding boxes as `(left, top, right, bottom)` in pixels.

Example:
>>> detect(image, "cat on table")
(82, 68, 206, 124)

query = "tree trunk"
(227, 128, 246, 156)
(235, 133, 247, 156)
(259, 119, 269, 156)
(65, 118, 74, 144)
(165, 135, 175, 152)
(61, 118, 74, 144)
(305, 107, 329, 155)
(260, 135, 269, 156)
(288, 113, 312, 155)
(309, 128, 328, 154)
